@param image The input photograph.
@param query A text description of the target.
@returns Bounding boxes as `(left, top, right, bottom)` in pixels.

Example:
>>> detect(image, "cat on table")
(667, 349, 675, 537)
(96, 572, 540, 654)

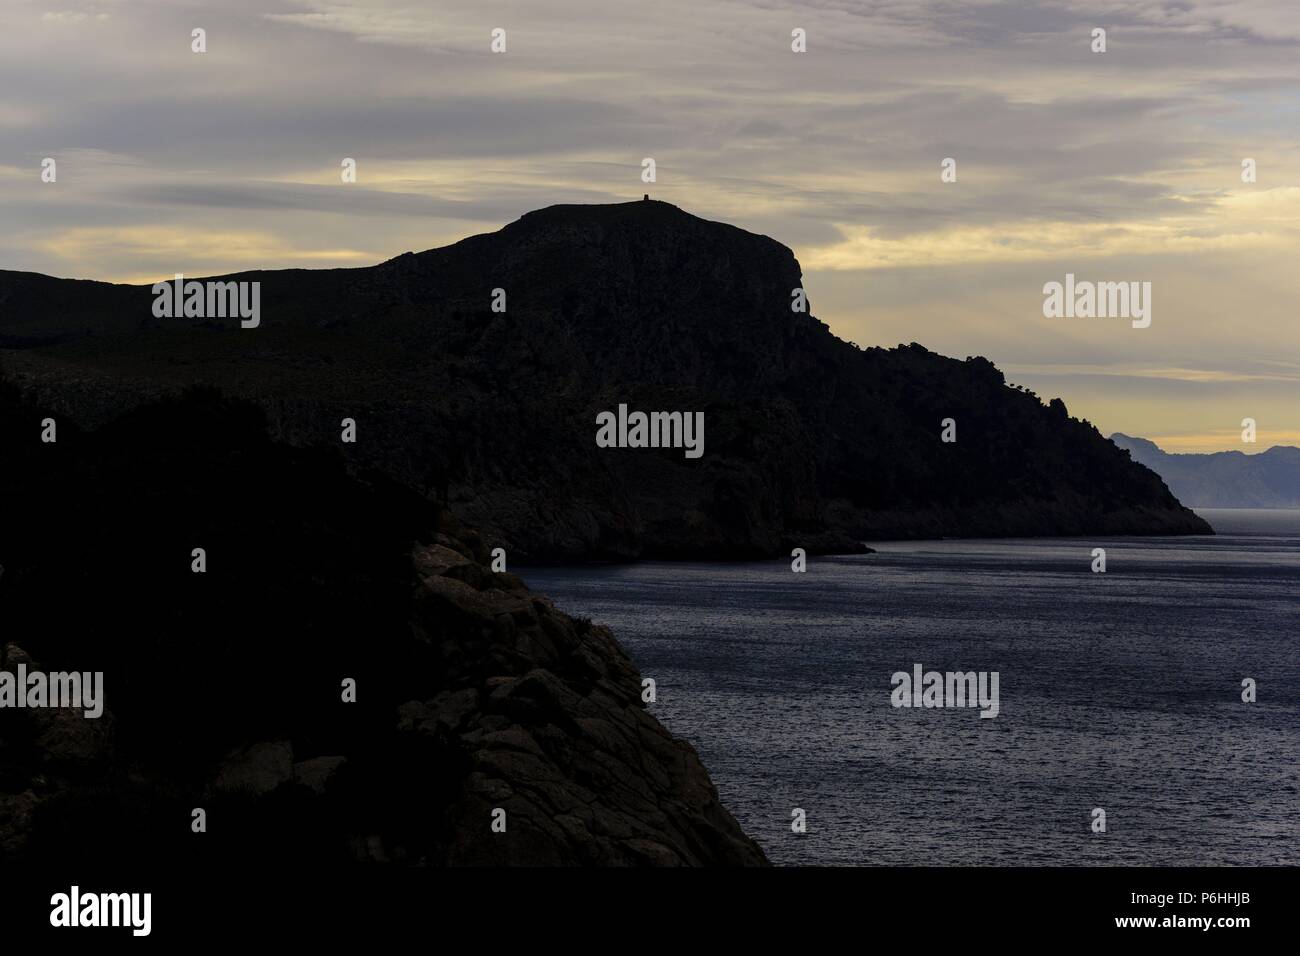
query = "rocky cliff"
(0, 383, 766, 866)
(0, 200, 1210, 560)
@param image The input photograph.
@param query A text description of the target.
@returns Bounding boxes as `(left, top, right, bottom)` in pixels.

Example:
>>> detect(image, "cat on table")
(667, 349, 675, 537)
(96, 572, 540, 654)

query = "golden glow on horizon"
(802, 188, 1300, 271)
(37, 226, 376, 283)
(1146, 430, 1300, 454)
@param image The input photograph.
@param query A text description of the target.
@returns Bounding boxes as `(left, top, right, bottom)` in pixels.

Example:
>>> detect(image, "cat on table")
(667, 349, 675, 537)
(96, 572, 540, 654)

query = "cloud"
(0, 0, 1296, 446)
(799, 187, 1300, 269)
(1004, 364, 1300, 384)
(33, 226, 375, 283)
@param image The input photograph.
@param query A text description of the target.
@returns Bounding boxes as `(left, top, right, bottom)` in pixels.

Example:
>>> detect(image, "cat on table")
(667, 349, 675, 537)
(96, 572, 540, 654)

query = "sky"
(2, 0, 1297, 452)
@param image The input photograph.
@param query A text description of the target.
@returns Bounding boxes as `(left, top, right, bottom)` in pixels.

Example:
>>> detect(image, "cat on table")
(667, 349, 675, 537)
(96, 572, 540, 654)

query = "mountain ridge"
(1, 200, 1211, 558)
(1111, 433, 1300, 509)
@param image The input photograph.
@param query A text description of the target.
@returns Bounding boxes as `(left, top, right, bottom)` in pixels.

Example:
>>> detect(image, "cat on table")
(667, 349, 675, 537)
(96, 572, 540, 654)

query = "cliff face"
(0, 201, 1210, 560)
(1112, 433, 1300, 509)
(0, 384, 766, 866)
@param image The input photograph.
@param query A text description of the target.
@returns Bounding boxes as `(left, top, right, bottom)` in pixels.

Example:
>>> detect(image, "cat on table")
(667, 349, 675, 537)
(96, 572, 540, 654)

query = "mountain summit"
(1, 201, 1210, 558)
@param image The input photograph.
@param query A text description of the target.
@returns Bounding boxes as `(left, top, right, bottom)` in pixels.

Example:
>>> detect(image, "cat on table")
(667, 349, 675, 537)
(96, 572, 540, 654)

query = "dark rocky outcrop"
(0, 200, 1210, 560)
(1112, 433, 1300, 509)
(0, 383, 766, 866)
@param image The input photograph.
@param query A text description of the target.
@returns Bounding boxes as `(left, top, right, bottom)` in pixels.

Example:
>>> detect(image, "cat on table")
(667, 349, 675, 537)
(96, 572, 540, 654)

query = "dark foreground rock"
(407, 544, 763, 865)
(0, 201, 1209, 561)
(0, 383, 766, 866)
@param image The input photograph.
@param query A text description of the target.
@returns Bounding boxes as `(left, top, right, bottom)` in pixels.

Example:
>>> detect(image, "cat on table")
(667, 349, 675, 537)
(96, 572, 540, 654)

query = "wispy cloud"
(1007, 363, 1300, 384)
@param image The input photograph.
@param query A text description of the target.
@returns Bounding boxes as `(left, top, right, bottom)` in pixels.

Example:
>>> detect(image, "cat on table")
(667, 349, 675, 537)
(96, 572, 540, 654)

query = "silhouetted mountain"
(1111, 434, 1300, 509)
(0, 381, 766, 865)
(0, 200, 1209, 559)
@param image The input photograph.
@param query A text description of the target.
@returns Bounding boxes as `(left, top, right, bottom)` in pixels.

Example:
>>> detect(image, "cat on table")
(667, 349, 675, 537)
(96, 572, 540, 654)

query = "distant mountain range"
(1111, 434, 1300, 509)
(0, 200, 1210, 558)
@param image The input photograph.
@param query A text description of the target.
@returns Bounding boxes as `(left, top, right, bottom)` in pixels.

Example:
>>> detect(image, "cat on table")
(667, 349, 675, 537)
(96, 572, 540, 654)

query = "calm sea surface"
(524, 510, 1299, 865)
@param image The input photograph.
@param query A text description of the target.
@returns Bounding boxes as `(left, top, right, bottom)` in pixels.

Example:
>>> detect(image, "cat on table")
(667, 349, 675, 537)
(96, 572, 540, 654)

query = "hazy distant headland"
(0, 200, 1209, 561)
(1112, 434, 1300, 509)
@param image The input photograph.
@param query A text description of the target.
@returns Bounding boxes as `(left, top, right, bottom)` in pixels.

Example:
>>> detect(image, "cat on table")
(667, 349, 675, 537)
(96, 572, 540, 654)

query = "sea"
(523, 509, 1300, 866)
